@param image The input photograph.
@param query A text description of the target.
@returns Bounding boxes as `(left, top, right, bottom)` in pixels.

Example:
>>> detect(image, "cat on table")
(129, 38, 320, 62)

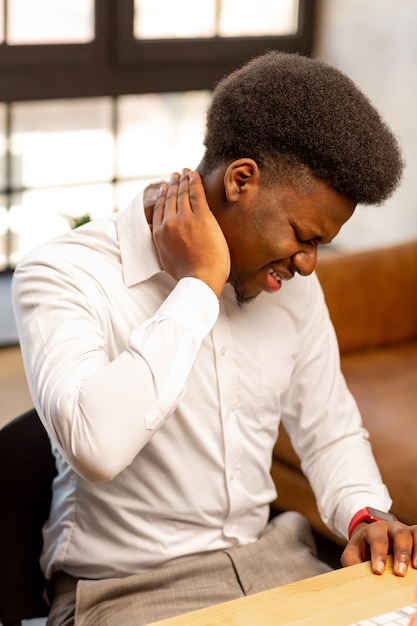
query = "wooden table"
(148, 557, 417, 625)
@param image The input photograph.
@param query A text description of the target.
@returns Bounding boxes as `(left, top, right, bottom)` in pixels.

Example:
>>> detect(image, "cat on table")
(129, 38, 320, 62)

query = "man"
(12, 51, 417, 626)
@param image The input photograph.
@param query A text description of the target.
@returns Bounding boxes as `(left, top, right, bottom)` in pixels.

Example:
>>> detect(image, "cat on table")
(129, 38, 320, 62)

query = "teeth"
(268, 268, 281, 282)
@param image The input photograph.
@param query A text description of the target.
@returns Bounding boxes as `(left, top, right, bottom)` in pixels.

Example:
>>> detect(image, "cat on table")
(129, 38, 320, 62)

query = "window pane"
(117, 91, 210, 180)
(7, 0, 94, 44)
(0, 104, 6, 190)
(220, 0, 299, 36)
(10, 98, 114, 188)
(134, 0, 216, 39)
(134, 0, 298, 39)
(9, 184, 114, 265)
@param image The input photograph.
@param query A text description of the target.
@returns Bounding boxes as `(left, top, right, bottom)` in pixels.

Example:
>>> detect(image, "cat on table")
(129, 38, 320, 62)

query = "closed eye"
(294, 230, 320, 246)
(294, 226, 332, 247)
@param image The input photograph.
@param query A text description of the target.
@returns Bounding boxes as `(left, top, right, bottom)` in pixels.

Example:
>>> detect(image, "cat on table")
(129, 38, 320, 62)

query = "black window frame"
(0, 0, 316, 102)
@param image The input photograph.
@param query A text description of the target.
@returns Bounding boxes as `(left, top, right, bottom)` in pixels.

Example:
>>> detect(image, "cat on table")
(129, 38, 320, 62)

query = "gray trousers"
(46, 511, 333, 626)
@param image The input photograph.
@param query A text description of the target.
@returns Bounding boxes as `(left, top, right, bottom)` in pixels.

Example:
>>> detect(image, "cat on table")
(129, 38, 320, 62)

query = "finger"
(340, 542, 364, 568)
(153, 172, 181, 229)
(391, 524, 413, 576)
(349, 521, 390, 574)
(188, 170, 210, 214)
(164, 172, 181, 215)
(177, 169, 192, 214)
(152, 182, 169, 229)
(341, 519, 372, 568)
(367, 522, 413, 576)
(412, 526, 417, 568)
(368, 524, 390, 574)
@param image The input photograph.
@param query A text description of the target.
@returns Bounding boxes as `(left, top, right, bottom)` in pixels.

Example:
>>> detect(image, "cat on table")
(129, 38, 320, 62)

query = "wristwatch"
(348, 506, 398, 539)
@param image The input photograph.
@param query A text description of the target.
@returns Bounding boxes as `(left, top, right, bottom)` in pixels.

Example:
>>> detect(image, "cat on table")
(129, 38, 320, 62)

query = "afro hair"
(199, 51, 404, 205)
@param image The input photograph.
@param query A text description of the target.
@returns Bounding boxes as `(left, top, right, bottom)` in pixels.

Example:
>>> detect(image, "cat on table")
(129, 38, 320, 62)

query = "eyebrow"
(302, 230, 325, 244)
(293, 220, 333, 245)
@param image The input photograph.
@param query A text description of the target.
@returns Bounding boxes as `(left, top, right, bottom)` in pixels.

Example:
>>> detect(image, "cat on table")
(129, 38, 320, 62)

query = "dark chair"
(0, 408, 57, 626)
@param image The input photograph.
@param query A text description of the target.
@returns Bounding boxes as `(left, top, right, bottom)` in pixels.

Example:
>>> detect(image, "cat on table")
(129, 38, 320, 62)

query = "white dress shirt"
(12, 191, 391, 580)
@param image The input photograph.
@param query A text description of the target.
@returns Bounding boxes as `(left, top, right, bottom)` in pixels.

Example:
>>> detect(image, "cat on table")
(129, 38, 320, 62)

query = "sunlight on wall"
(315, 0, 417, 250)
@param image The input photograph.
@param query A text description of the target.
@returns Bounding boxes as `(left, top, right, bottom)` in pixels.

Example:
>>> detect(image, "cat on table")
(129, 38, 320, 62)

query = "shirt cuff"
(156, 277, 219, 343)
(333, 487, 393, 539)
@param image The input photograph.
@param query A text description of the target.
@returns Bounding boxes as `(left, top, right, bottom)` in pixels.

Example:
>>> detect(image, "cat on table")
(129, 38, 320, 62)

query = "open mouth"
(267, 267, 282, 292)
(268, 267, 282, 284)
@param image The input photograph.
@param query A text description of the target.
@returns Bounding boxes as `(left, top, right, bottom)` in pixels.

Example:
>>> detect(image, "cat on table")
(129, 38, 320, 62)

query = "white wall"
(314, 0, 417, 250)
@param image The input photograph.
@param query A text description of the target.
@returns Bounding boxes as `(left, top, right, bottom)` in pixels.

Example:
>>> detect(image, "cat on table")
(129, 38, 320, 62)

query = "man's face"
(217, 179, 355, 305)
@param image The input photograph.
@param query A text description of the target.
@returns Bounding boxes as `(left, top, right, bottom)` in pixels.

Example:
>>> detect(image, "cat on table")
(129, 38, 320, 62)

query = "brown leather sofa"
(271, 240, 417, 545)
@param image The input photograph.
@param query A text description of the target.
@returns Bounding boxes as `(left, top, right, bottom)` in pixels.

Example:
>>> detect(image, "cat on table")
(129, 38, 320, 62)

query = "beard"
(229, 277, 257, 307)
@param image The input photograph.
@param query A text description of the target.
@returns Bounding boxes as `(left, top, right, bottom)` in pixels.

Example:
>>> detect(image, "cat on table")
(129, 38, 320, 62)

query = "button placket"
(211, 305, 244, 538)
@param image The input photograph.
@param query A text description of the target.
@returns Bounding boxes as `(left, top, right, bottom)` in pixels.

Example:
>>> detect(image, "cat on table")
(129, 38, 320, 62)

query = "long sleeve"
(280, 274, 392, 539)
(13, 244, 219, 482)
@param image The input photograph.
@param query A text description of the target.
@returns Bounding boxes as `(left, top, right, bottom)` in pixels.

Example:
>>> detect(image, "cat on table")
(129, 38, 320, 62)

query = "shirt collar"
(116, 190, 163, 287)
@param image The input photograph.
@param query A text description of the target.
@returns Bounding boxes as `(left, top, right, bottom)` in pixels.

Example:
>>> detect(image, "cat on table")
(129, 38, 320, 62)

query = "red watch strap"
(348, 507, 397, 539)
(348, 509, 370, 538)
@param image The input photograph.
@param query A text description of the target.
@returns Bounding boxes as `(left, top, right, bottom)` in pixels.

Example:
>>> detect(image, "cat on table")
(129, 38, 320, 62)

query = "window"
(6, 0, 94, 44)
(1, 91, 211, 269)
(134, 0, 299, 39)
(7, 98, 114, 266)
(0, 0, 316, 268)
(0, 0, 315, 100)
(117, 0, 315, 89)
(0, 0, 101, 75)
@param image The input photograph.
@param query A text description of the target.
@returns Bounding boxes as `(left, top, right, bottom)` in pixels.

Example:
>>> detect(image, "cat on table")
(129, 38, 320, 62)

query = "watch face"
(367, 507, 396, 521)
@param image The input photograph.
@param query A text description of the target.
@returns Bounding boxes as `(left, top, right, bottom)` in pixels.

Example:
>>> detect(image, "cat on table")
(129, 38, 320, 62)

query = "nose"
(292, 247, 318, 276)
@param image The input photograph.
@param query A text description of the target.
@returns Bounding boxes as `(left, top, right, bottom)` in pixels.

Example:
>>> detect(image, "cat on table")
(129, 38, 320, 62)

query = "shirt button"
(221, 346, 227, 356)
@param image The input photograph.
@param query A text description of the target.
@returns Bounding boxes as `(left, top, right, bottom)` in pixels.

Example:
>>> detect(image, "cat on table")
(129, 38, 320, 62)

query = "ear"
(224, 158, 260, 203)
